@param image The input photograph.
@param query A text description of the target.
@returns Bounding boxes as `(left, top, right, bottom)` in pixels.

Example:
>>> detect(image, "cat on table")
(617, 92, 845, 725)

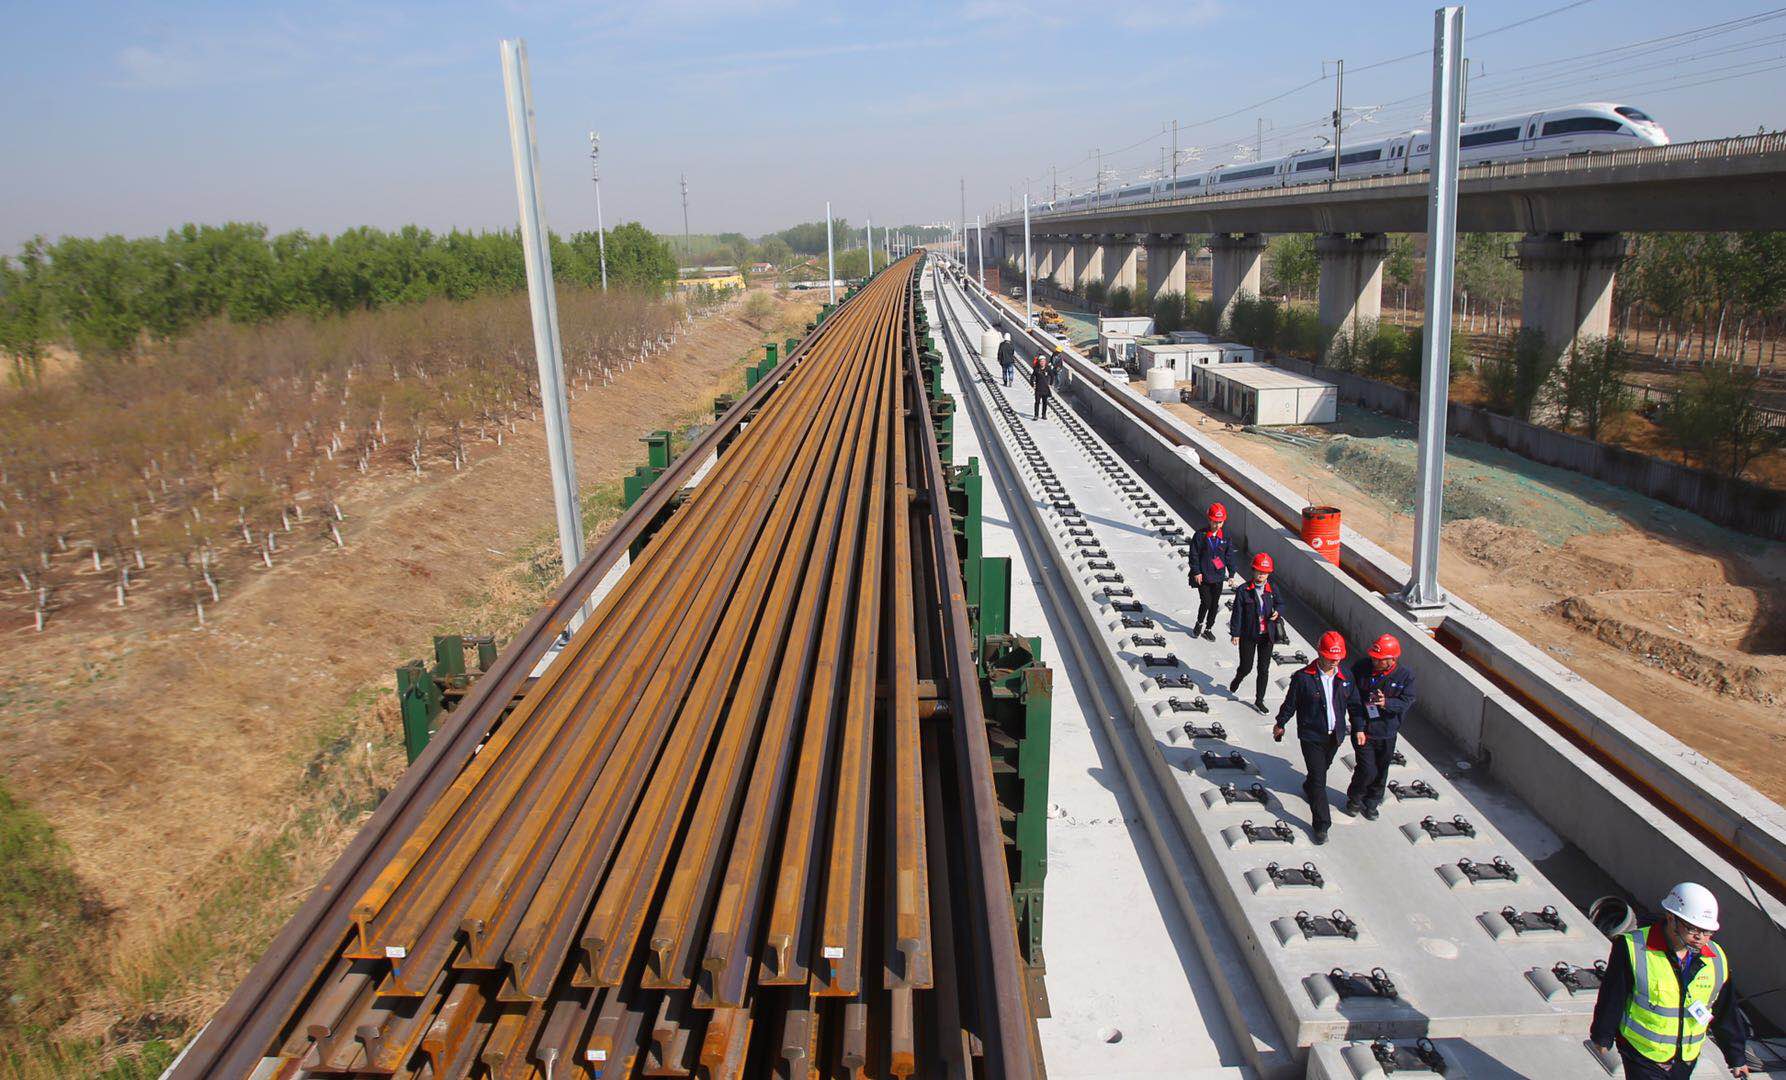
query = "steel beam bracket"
(979, 634, 1053, 976)
(394, 634, 500, 764)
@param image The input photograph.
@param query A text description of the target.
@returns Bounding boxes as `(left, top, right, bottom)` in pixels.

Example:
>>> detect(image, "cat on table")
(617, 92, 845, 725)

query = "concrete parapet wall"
(1266, 354, 1786, 540)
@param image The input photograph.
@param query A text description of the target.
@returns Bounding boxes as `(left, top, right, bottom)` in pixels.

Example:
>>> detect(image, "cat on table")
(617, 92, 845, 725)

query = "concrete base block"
(1221, 822, 1300, 849)
(1436, 861, 1521, 890)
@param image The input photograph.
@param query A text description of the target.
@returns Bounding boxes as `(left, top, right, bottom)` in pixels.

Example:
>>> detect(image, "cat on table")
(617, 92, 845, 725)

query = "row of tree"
(0, 283, 695, 630)
(0, 222, 678, 384)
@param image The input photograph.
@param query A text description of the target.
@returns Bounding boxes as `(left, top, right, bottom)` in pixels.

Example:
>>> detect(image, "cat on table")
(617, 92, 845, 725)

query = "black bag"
(1271, 617, 1291, 646)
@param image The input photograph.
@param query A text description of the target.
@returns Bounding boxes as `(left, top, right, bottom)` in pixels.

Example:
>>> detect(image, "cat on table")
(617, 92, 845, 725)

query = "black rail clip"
(1295, 909, 1359, 940)
(1067, 526, 1094, 537)
(1141, 652, 1180, 668)
(1553, 960, 1608, 994)
(1241, 819, 1296, 843)
(1112, 599, 1143, 613)
(1089, 559, 1117, 571)
(1274, 650, 1310, 666)
(1221, 782, 1270, 805)
(1132, 632, 1165, 647)
(1391, 750, 1407, 765)
(1202, 750, 1251, 771)
(1501, 906, 1566, 934)
(1157, 526, 1184, 538)
(1330, 967, 1398, 1001)
(1073, 536, 1102, 550)
(1094, 571, 1125, 583)
(1371, 1037, 1447, 1076)
(1457, 857, 1518, 884)
(1157, 673, 1195, 689)
(1166, 697, 1206, 713)
(1103, 584, 1134, 597)
(1182, 721, 1227, 740)
(1120, 614, 1154, 628)
(1390, 779, 1440, 801)
(1421, 815, 1475, 839)
(1266, 861, 1323, 888)
(1166, 535, 1192, 548)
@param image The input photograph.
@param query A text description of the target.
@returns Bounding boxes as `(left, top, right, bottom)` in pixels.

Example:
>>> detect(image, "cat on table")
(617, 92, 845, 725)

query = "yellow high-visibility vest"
(1619, 926, 1727, 1064)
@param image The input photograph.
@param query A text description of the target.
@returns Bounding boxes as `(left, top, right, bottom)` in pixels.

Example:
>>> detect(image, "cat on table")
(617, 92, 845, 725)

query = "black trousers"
(1231, 636, 1271, 702)
(1301, 736, 1343, 830)
(1033, 392, 1050, 419)
(1616, 1044, 1698, 1080)
(1347, 734, 1398, 811)
(1193, 581, 1224, 631)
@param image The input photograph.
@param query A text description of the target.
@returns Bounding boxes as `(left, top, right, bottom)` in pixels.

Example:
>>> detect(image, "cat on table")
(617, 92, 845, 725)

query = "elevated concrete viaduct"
(993, 133, 1786, 366)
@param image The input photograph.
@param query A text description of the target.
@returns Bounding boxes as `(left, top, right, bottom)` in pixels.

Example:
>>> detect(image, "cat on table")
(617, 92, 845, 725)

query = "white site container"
(1101, 333, 1139, 366)
(1196, 363, 1337, 425)
(1212, 341, 1256, 364)
(1145, 366, 1178, 402)
(1098, 315, 1155, 338)
(1168, 330, 1211, 344)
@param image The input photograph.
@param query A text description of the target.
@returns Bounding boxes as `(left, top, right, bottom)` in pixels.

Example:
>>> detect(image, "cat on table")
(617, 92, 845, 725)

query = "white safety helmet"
(1660, 882, 1720, 931)
(1002, 332, 1011, 342)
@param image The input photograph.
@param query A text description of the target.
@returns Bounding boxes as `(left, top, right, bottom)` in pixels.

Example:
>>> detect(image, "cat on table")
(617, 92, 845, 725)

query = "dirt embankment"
(0, 289, 819, 1066)
(1162, 401, 1786, 804)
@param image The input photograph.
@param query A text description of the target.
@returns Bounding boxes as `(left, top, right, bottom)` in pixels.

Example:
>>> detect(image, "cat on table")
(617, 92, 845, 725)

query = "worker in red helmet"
(1227, 551, 1283, 714)
(1343, 633, 1418, 821)
(1189, 502, 1238, 641)
(1273, 630, 1364, 844)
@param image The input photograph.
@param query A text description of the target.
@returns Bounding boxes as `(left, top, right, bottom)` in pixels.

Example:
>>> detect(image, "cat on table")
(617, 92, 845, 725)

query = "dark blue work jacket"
(1350, 659, 1416, 740)
(1275, 663, 1365, 744)
(1189, 528, 1235, 584)
(1227, 581, 1282, 641)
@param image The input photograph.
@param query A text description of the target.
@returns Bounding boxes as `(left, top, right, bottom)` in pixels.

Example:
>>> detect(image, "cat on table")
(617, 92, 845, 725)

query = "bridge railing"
(1003, 133, 1786, 225)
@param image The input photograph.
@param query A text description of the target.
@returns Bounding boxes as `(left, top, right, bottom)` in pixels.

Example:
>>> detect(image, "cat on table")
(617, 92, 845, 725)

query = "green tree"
(1480, 328, 1558, 420)
(0, 240, 52, 386)
(1662, 364, 1786, 476)
(1551, 335, 1632, 440)
(1265, 234, 1317, 299)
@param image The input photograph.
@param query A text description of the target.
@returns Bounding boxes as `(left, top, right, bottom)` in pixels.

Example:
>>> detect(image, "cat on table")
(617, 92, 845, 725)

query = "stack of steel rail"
(171, 255, 1041, 1080)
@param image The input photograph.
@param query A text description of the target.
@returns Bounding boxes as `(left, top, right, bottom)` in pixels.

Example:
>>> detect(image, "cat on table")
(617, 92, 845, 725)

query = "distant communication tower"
(680, 173, 691, 264)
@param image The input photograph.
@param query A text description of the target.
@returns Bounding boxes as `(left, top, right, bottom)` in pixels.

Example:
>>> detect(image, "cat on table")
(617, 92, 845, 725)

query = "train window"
(1459, 127, 1520, 148)
(1339, 148, 1383, 165)
(1223, 165, 1277, 181)
(1614, 107, 1653, 122)
(1542, 116, 1623, 136)
(1295, 158, 1332, 173)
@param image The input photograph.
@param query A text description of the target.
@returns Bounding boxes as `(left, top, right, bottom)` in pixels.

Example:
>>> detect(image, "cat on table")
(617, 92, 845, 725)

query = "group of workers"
(993, 331, 1060, 420)
(982, 305, 1753, 1078)
(1185, 498, 1751, 1076)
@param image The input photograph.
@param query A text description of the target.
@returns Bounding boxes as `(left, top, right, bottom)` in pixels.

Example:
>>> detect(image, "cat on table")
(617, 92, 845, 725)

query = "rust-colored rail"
(173, 255, 1040, 1079)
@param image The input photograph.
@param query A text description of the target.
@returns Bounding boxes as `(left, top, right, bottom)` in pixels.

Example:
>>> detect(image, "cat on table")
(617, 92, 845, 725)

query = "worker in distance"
(1590, 882, 1749, 1078)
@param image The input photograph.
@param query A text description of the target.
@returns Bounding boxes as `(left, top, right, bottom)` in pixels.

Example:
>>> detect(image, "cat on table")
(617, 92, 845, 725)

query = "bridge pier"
(1210, 232, 1267, 330)
(1051, 239, 1077, 291)
(1035, 240, 1056, 284)
(1516, 232, 1627, 365)
(1144, 235, 1188, 305)
(1316, 233, 1388, 361)
(1106, 236, 1140, 295)
(1076, 237, 1105, 294)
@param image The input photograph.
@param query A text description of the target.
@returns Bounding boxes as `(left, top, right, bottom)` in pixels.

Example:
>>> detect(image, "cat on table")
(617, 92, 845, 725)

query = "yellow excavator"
(1036, 305, 1066, 333)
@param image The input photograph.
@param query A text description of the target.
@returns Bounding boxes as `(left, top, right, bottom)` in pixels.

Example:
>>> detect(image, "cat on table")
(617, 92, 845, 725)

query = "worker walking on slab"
(1031, 352, 1053, 419)
(1590, 882, 1749, 1078)
(1227, 552, 1282, 713)
(997, 332, 1017, 386)
(1189, 502, 1238, 641)
(1343, 634, 1417, 821)
(1272, 631, 1362, 845)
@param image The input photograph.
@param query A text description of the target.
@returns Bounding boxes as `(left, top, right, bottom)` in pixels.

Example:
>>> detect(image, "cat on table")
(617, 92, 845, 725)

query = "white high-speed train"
(1039, 102, 1667, 212)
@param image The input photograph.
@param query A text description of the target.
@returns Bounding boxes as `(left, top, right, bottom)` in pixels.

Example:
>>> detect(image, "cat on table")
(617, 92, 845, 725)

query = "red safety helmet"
(1367, 634, 1402, 661)
(1207, 502, 1228, 523)
(1318, 631, 1348, 661)
(1251, 552, 1274, 573)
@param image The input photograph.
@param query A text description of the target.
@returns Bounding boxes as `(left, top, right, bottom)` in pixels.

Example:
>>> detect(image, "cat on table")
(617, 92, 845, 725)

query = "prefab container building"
(1098, 315, 1155, 338)
(1194, 363, 1338, 425)
(1139, 341, 1254, 381)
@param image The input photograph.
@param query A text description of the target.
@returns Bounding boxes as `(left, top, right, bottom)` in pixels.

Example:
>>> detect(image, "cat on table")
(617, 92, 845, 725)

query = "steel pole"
(588, 132, 608, 291)
(867, 219, 873, 275)
(975, 214, 983, 285)
(501, 39, 584, 581)
(1406, 6, 1464, 609)
(1022, 192, 1033, 327)
(825, 201, 836, 304)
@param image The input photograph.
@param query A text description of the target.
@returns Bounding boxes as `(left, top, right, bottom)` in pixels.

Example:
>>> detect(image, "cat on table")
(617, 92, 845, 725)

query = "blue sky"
(3, 0, 1784, 250)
